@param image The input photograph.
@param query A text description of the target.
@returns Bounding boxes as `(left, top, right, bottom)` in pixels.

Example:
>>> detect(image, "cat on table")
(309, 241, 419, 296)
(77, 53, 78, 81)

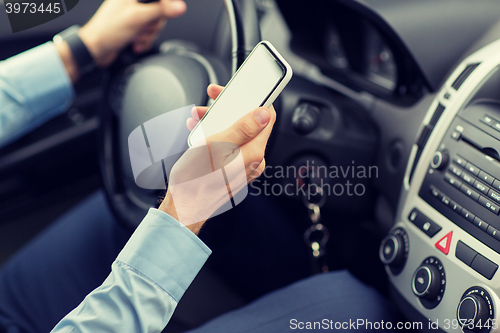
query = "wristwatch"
(53, 25, 96, 75)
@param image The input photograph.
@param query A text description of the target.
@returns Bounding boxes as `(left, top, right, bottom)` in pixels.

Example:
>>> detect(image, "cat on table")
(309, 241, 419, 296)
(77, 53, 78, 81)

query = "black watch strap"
(54, 25, 96, 75)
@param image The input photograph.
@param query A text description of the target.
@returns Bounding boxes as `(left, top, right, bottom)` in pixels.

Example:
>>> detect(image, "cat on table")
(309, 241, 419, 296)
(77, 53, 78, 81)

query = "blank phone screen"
(189, 43, 285, 145)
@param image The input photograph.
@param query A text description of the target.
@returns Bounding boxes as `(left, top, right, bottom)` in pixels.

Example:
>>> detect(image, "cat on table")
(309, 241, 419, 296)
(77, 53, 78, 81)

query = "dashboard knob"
(412, 264, 441, 300)
(379, 228, 408, 275)
(457, 294, 490, 332)
(430, 149, 449, 170)
(379, 234, 405, 266)
(292, 103, 321, 135)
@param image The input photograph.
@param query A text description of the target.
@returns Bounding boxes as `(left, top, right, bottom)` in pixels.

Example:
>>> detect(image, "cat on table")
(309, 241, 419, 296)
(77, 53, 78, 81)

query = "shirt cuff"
(117, 208, 212, 302)
(0, 41, 74, 121)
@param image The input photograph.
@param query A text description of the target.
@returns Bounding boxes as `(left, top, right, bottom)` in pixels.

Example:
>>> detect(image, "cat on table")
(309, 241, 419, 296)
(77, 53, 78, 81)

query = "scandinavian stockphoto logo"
(4, 0, 79, 33)
(128, 105, 248, 226)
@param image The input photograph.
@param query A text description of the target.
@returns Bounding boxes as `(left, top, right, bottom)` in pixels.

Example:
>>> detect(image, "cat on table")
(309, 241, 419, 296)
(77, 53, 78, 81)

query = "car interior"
(3, 0, 500, 332)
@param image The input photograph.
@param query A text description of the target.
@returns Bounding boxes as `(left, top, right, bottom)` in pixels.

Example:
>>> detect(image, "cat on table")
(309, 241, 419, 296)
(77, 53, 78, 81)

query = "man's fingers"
(185, 106, 209, 131)
(133, 38, 154, 53)
(212, 107, 271, 146)
(160, 0, 187, 18)
(194, 106, 208, 120)
(132, 19, 165, 53)
(133, 18, 164, 35)
(186, 118, 197, 131)
(185, 84, 223, 132)
(135, 0, 186, 24)
(207, 84, 224, 100)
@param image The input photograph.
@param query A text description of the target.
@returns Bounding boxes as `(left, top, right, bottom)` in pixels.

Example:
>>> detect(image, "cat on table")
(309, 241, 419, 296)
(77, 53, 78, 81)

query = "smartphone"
(187, 41, 293, 147)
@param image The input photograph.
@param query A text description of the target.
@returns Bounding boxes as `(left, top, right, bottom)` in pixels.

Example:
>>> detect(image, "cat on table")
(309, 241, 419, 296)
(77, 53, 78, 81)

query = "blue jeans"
(0, 191, 132, 333)
(186, 270, 396, 333)
(0, 191, 395, 332)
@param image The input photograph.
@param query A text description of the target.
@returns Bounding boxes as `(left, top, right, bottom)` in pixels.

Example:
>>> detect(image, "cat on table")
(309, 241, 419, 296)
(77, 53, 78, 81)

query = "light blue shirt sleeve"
(0, 42, 74, 148)
(51, 208, 212, 332)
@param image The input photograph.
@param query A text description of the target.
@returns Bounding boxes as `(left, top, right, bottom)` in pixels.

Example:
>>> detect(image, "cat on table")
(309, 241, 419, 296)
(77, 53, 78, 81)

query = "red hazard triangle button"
(435, 231, 453, 255)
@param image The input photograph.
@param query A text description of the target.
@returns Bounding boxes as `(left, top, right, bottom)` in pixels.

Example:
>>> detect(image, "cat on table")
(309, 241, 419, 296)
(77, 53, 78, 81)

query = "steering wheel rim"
(99, 0, 261, 229)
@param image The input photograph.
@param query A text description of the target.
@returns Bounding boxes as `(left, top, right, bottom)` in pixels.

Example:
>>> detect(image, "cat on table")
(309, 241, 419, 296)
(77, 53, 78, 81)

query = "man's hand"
(187, 84, 271, 180)
(160, 84, 276, 234)
(79, 0, 186, 66)
(55, 0, 186, 82)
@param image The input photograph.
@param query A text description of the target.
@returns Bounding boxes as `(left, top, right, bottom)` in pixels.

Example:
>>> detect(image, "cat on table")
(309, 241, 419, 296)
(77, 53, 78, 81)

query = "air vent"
(429, 103, 445, 126)
(451, 63, 480, 90)
(409, 103, 446, 182)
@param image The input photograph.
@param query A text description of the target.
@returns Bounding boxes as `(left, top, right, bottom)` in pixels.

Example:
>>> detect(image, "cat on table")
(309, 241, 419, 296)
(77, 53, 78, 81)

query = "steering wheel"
(99, 0, 261, 229)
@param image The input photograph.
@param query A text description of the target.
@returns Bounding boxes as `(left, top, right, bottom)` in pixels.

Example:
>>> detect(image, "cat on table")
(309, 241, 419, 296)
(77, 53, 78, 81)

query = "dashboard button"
(381, 228, 409, 275)
(408, 208, 441, 237)
(465, 162, 480, 176)
(457, 294, 491, 331)
(481, 115, 494, 126)
(412, 266, 432, 296)
(460, 173, 475, 185)
(451, 131, 461, 140)
(493, 121, 500, 132)
(448, 199, 462, 213)
(470, 254, 498, 280)
(492, 179, 500, 191)
(430, 186, 439, 197)
(441, 196, 450, 206)
(408, 209, 419, 223)
(472, 216, 488, 232)
(423, 221, 442, 238)
(460, 184, 480, 201)
(453, 156, 467, 168)
(449, 164, 462, 177)
(478, 170, 494, 185)
(460, 208, 475, 222)
(444, 173, 462, 189)
(455, 241, 477, 266)
(379, 235, 396, 264)
(457, 287, 495, 330)
(430, 150, 449, 170)
(487, 188, 500, 204)
(473, 180, 489, 195)
(435, 231, 452, 255)
(412, 265, 441, 300)
(487, 225, 500, 241)
(478, 196, 500, 215)
(379, 234, 407, 267)
(412, 257, 446, 309)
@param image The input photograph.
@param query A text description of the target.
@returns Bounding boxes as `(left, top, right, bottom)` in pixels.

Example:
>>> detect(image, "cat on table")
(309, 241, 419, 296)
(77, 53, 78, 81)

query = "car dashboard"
(384, 39, 500, 333)
(275, 0, 500, 332)
(284, 2, 426, 106)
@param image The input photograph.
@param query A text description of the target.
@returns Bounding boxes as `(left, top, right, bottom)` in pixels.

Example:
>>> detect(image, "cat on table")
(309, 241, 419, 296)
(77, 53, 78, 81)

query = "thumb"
(136, 0, 186, 22)
(212, 108, 271, 146)
(160, 0, 187, 18)
(133, 3, 164, 25)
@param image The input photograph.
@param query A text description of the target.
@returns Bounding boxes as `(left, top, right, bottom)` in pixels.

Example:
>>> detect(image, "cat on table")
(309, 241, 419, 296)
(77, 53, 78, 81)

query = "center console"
(381, 40, 500, 332)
